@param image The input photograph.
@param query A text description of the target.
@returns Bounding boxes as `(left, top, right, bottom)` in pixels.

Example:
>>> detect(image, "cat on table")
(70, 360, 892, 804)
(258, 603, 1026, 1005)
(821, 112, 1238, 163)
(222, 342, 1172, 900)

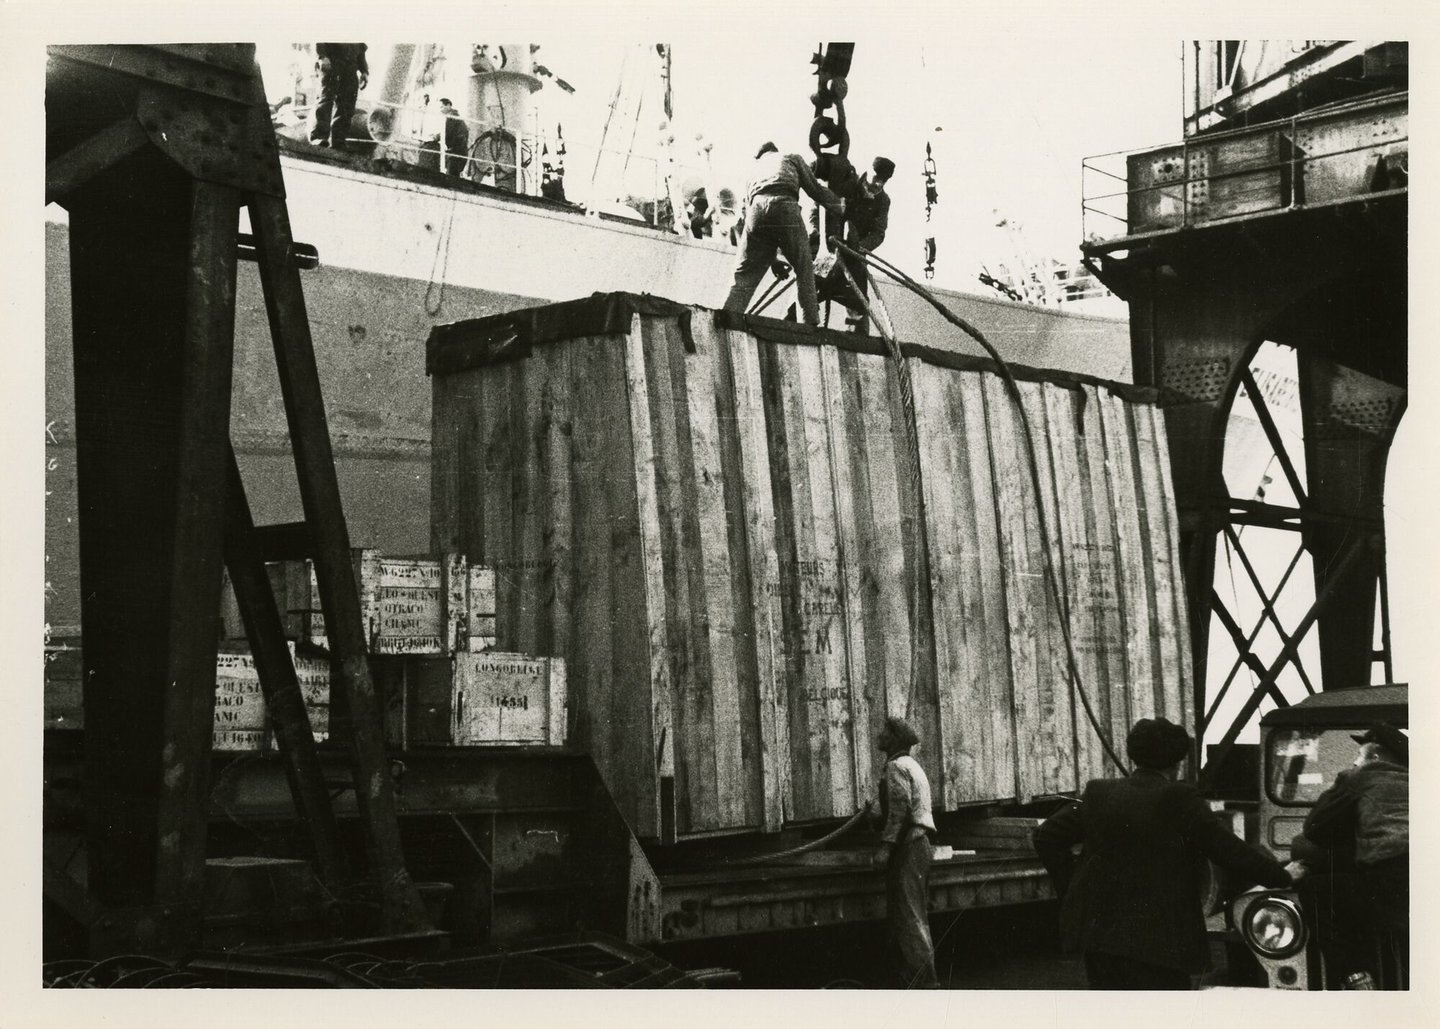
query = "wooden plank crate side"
(1098, 389, 1158, 732)
(819, 344, 871, 814)
(955, 370, 1019, 803)
(1079, 385, 1132, 776)
(640, 311, 708, 831)
(839, 349, 914, 808)
(645, 313, 758, 834)
(624, 313, 678, 839)
(1148, 405, 1196, 733)
(451, 651, 565, 745)
(1071, 386, 1121, 782)
(688, 316, 770, 830)
(780, 342, 853, 820)
(912, 361, 977, 810)
(981, 374, 1046, 803)
(757, 340, 816, 820)
(721, 325, 790, 831)
(1042, 383, 1094, 792)
(578, 330, 657, 837)
(1017, 380, 1078, 797)
(1135, 402, 1191, 731)
(844, 354, 911, 774)
(887, 356, 940, 750)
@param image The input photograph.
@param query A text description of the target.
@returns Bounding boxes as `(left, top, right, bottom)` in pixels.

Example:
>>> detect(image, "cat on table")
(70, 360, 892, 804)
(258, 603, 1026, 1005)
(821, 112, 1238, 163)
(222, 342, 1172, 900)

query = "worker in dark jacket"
(438, 98, 471, 178)
(1289, 722, 1408, 989)
(311, 43, 369, 151)
(723, 142, 843, 326)
(839, 156, 894, 331)
(873, 716, 939, 988)
(1033, 717, 1292, 989)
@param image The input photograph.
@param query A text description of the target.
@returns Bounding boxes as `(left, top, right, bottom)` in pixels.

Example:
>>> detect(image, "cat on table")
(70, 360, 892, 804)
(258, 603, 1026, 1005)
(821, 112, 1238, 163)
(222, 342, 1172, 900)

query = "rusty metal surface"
(47, 44, 285, 198)
(644, 849, 1051, 945)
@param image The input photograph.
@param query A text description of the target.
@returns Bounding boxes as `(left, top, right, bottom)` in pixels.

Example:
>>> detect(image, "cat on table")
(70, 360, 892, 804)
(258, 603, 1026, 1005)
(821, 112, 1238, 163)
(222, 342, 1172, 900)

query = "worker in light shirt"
(874, 716, 940, 988)
(723, 141, 843, 325)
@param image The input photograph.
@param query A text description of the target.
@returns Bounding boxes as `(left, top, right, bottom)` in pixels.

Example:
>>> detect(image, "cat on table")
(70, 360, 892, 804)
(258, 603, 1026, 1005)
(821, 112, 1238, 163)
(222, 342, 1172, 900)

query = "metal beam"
(1220, 524, 1316, 695)
(1202, 539, 1307, 730)
(223, 447, 348, 887)
(45, 115, 150, 207)
(68, 152, 197, 926)
(247, 188, 429, 934)
(151, 180, 240, 942)
(1204, 533, 1371, 778)
(1206, 590, 1291, 720)
(1238, 368, 1306, 505)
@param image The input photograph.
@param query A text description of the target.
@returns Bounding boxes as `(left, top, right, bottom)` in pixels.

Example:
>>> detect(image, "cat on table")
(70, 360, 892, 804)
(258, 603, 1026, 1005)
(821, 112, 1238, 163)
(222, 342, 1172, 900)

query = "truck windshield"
(1265, 728, 1357, 805)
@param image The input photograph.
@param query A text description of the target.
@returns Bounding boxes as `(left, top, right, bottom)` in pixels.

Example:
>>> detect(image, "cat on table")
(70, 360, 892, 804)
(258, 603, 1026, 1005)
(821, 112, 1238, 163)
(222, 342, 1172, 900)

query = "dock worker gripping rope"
(723, 142, 843, 326)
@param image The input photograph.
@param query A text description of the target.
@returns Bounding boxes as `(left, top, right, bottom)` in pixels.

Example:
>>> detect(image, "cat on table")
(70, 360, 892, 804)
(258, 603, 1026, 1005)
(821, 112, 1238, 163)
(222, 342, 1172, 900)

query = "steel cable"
(722, 806, 869, 866)
(831, 239, 1130, 774)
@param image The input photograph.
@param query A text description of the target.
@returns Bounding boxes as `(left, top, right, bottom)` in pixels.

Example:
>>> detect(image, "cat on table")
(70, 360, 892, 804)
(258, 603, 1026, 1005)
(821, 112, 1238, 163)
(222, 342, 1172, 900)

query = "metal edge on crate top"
(426, 293, 697, 374)
(425, 293, 1159, 404)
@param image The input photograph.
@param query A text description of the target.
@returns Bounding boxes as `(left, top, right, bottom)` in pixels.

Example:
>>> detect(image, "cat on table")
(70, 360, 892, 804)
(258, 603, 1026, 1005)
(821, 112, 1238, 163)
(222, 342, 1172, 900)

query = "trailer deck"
(644, 847, 1050, 945)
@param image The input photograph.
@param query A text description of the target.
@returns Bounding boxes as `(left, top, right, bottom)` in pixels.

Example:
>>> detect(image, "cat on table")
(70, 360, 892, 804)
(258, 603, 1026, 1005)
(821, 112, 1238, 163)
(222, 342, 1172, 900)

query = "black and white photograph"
(4, 3, 1430, 1019)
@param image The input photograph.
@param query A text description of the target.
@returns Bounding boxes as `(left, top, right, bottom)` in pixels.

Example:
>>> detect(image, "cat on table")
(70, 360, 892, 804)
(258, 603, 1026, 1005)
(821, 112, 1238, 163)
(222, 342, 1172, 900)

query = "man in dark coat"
(839, 156, 894, 331)
(1033, 717, 1292, 989)
(310, 43, 369, 151)
(438, 98, 471, 178)
(1289, 722, 1408, 988)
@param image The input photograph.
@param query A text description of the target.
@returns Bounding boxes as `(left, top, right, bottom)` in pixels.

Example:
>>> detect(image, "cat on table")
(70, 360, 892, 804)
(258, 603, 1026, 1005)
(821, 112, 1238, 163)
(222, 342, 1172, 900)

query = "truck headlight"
(1243, 897, 1305, 958)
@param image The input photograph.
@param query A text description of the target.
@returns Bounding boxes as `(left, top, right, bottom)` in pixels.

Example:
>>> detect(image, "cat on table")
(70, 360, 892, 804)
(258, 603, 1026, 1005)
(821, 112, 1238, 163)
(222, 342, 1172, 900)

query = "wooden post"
(247, 191, 429, 933)
(223, 446, 349, 887)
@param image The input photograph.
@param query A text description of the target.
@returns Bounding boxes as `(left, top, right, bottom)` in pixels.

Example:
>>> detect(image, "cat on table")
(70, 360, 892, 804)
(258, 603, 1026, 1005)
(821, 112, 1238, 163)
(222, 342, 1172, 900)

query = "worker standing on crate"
(873, 716, 940, 988)
(1033, 718, 1292, 989)
(310, 43, 369, 151)
(837, 156, 895, 332)
(1287, 722, 1409, 989)
(723, 141, 843, 326)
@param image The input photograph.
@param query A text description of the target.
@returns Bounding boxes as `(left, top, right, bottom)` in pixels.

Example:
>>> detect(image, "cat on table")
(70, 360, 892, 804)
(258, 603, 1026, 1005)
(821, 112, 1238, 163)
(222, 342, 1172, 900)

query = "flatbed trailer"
(646, 846, 1049, 946)
(46, 729, 1052, 955)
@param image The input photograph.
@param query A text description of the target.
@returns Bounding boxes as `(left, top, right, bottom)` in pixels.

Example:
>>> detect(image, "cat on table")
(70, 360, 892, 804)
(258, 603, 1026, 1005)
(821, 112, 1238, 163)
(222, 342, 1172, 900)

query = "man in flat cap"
(874, 715, 939, 988)
(1289, 722, 1409, 988)
(1033, 717, 1291, 989)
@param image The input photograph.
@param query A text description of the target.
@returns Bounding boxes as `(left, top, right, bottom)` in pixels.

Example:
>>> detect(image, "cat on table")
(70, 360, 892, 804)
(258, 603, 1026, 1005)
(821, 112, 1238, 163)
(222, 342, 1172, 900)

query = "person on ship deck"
(310, 43, 369, 152)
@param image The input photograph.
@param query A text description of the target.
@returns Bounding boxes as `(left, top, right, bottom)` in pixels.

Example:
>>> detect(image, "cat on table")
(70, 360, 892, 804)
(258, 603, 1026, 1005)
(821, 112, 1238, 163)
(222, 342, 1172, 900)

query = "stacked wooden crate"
(217, 551, 565, 749)
(428, 293, 1192, 842)
(211, 646, 331, 752)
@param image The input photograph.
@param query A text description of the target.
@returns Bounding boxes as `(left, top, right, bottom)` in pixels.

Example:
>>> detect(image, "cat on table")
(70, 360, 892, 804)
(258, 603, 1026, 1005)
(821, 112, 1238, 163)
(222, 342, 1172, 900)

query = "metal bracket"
(135, 86, 286, 197)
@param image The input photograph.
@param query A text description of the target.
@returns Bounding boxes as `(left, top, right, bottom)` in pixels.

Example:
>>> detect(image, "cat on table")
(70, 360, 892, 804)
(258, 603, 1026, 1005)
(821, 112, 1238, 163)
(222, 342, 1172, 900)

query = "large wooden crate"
(429, 294, 1191, 841)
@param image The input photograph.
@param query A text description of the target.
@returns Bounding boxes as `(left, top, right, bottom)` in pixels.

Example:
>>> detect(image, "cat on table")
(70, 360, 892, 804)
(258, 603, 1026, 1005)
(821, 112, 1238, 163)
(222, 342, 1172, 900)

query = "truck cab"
(1226, 684, 1408, 989)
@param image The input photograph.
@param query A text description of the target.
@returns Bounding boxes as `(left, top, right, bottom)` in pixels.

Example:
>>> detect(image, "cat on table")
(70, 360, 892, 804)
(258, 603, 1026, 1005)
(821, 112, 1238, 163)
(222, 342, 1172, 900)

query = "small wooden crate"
(375, 654, 455, 749)
(451, 652, 567, 746)
(223, 551, 496, 655)
(211, 646, 330, 752)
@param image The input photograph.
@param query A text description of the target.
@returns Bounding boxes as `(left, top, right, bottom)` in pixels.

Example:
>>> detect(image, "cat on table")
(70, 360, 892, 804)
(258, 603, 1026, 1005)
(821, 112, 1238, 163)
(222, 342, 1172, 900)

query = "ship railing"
(1081, 90, 1407, 248)
(292, 97, 738, 238)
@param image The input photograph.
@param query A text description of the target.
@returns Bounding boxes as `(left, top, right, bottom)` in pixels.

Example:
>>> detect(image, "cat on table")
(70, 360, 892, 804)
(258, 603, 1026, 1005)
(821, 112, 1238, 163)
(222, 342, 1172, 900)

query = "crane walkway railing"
(1082, 91, 1407, 248)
